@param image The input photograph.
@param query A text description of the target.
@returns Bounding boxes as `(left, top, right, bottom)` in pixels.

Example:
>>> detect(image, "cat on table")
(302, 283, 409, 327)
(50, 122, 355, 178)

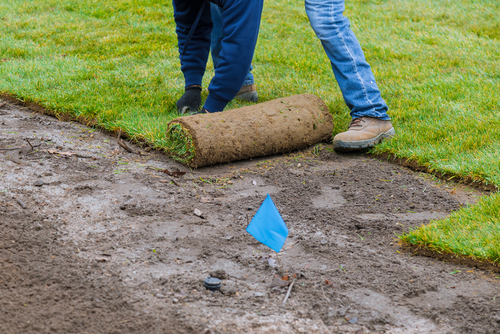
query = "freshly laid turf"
(0, 0, 498, 263)
(401, 192, 500, 265)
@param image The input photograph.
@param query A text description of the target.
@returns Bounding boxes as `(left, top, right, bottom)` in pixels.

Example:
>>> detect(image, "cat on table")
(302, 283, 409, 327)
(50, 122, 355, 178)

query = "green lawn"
(1, 0, 499, 263)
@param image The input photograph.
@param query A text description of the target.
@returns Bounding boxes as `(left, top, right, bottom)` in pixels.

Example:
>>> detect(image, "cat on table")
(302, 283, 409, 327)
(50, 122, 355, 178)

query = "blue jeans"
(210, 3, 255, 87)
(306, 0, 389, 120)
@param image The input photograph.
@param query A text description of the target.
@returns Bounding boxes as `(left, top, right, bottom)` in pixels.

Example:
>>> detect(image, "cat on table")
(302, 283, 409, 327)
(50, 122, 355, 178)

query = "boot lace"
(349, 118, 365, 128)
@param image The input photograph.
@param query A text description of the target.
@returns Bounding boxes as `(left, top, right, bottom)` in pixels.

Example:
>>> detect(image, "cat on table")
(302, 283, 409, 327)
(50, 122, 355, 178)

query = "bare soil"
(1, 100, 499, 333)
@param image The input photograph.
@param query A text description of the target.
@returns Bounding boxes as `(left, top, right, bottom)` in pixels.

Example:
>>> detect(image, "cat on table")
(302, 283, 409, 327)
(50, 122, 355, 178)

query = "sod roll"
(166, 94, 333, 168)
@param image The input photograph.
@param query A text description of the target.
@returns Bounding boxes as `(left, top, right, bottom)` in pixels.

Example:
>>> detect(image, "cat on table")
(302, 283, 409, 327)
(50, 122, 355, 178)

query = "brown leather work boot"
(333, 117, 395, 152)
(235, 84, 258, 102)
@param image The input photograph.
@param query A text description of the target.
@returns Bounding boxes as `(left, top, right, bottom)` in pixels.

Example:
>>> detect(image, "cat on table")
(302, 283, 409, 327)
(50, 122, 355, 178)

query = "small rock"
(270, 277, 289, 289)
(297, 163, 301, 168)
(247, 206, 253, 211)
(33, 180, 44, 187)
(267, 258, 277, 268)
(348, 318, 358, 324)
(172, 298, 178, 304)
(194, 209, 204, 218)
(252, 180, 257, 186)
(156, 294, 165, 299)
(16, 198, 26, 209)
(253, 292, 265, 298)
(209, 269, 228, 280)
(220, 282, 237, 296)
(338, 306, 349, 317)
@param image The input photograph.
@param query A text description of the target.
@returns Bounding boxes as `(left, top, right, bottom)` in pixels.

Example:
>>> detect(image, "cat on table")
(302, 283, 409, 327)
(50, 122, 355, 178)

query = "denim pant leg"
(210, 3, 255, 87)
(305, 0, 389, 120)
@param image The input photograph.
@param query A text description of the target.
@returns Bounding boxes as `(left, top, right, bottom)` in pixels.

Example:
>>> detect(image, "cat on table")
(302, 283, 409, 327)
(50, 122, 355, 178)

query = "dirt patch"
(1, 99, 500, 333)
(167, 94, 333, 168)
(376, 153, 499, 193)
(402, 244, 500, 273)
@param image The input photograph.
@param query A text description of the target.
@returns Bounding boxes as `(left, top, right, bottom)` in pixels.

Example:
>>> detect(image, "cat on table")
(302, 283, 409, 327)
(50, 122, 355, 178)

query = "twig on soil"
(161, 169, 186, 177)
(156, 312, 161, 334)
(16, 198, 26, 209)
(47, 149, 95, 159)
(160, 179, 180, 187)
(116, 128, 142, 156)
(0, 147, 23, 151)
(320, 285, 331, 302)
(118, 139, 139, 154)
(283, 278, 296, 305)
(283, 240, 300, 251)
(26, 138, 34, 151)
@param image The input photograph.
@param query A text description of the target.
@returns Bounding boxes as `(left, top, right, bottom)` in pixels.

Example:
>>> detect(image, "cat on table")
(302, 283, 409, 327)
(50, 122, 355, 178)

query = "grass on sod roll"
(165, 123, 195, 165)
(0, 0, 499, 262)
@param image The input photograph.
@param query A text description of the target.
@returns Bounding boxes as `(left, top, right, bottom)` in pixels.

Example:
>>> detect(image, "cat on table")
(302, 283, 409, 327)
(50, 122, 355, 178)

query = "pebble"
(219, 282, 237, 296)
(16, 198, 26, 209)
(209, 269, 228, 280)
(156, 294, 165, 299)
(173, 298, 179, 303)
(33, 180, 44, 187)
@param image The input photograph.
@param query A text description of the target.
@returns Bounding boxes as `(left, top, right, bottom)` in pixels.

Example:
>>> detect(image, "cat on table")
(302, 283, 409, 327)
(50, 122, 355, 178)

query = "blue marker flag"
(246, 195, 288, 253)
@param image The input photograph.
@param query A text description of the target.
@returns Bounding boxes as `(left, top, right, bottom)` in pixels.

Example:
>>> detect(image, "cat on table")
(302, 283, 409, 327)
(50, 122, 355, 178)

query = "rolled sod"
(166, 94, 333, 168)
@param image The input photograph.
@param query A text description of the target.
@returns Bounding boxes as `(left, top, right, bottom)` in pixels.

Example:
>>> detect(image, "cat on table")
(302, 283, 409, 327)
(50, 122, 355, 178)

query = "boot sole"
(235, 91, 259, 103)
(333, 127, 396, 153)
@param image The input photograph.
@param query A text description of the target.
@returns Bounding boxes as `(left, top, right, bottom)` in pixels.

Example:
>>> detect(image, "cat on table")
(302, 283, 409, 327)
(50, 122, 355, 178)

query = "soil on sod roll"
(166, 94, 333, 168)
(1, 99, 500, 333)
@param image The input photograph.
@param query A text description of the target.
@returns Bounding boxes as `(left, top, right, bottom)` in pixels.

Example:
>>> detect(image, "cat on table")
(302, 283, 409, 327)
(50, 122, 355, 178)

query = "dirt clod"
(209, 269, 228, 280)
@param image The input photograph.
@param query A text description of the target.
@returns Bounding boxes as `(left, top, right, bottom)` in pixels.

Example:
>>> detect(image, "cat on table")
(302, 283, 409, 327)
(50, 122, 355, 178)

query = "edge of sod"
(400, 191, 500, 269)
(374, 152, 499, 193)
(401, 242, 500, 273)
(0, 92, 193, 166)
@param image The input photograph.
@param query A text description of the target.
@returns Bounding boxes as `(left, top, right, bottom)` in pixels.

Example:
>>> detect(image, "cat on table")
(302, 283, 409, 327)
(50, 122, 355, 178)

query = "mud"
(1, 99, 499, 333)
(167, 94, 333, 168)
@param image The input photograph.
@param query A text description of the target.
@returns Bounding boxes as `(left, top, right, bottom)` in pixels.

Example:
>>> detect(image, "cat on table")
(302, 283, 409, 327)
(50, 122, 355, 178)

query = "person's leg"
(210, 3, 258, 102)
(305, 0, 394, 151)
